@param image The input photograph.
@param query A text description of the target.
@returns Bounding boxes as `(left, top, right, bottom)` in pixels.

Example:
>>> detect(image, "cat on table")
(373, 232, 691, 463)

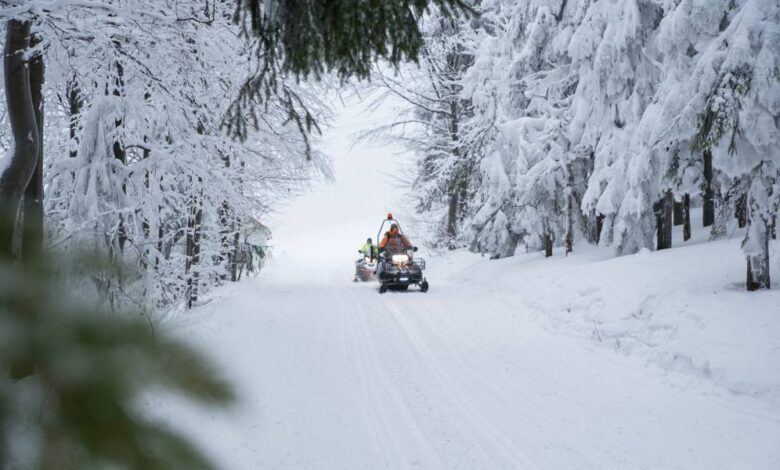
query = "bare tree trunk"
(543, 225, 553, 258)
(702, 150, 714, 227)
(0, 20, 39, 261)
(673, 200, 683, 226)
(444, 96, 466, 248)
(746, 256, 769, 291)
(191, 205, 203, 307)
(111, 60, 128, 253)
(218, 200, 235, 280)
(565, 193, 574, 255)
(746, 221, 770, 291)
(595, 213, 605, 245)
(185, 191, 203, 309)
(446, 188, 459, 242)
(155, 223, 164, 269)
(140, 91, 152, 270)
(682, 193, 691, 242)
(656, 190, 673, 250)
(544, 234, 553, 257)
(735, 192, 748, 228)
(586, 210, 597, 244)
(68, 79, 82, 158)
(21, 32, 44, 261)
(231, 230, 240, 282)
(746, 181, 771, 291)
(2, 20, 40, 378)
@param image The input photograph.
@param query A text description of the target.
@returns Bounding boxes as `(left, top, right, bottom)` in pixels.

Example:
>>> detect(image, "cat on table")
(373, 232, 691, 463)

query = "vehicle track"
(382, 298, 541, 470)
(338, 284, 516, 468)
(332, 284, 445, 469)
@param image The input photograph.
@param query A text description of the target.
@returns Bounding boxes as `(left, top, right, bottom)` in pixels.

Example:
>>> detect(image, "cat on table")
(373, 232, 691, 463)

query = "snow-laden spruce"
(374, 0, 779, 290)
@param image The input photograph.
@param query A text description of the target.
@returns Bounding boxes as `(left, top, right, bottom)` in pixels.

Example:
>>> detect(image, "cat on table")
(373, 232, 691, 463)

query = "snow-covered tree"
(652, 0, 740, 235)
(1, 2, 331, 310)
(686, 0, 779, 289)
(458, 0, 584, 257)
(386, 0, 779, 289)
(361, 10, 476, 248)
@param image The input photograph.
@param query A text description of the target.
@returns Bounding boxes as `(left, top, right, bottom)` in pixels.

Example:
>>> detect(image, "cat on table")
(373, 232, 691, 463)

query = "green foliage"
(225, 0, 472, 142)
(0, 229, 233, 469)
(235, 0, 471, 80)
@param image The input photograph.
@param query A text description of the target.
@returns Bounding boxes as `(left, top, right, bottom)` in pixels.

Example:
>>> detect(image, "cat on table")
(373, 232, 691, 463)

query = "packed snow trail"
(155, 237, 779, 469)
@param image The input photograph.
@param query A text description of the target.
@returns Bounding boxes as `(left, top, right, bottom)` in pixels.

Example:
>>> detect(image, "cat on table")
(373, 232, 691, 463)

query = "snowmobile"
(353, 253, 377, 282)
(375, 213, 429, 294)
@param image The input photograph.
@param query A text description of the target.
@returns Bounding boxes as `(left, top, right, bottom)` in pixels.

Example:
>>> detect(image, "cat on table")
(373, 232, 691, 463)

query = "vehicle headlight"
(392, 254, 409, 264)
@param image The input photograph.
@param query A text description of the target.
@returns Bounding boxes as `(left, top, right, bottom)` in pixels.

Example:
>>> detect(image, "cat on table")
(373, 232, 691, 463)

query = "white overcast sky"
(271, 86, 412, 253)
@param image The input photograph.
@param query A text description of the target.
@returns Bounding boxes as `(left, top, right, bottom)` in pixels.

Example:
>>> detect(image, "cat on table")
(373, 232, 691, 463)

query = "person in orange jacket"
(378, 223, 412, 255)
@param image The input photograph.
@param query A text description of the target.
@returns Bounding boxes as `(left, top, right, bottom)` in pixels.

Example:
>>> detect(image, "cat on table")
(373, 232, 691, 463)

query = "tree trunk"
(155, 223, 164, 269)
(565, 193, 574, 255)
(445, 188, 459, 242)
(0, 20, 39, 261)
(746, 220, 770, 291)
(595, 213, 605, 245)
(2, 21, 40, 378)
(111, 60, 128, 253)
(219, 200, 234, 279)
(68, 79, 82, 158)
(140, 91, 152, 270)
(586, 210, 598, 244)
(682, 193, 691, 242)
(746, 255, 770, 291)
(735, 192, 748, 228)
(544, 230, 553, 258)
(673, 200, 683, 226)
(656, 190, 673, 250)
(702, 149, 714, 227)
(231, 230, 240, 282)
(745, 180, 771, 291)
(185, 191, 203, 309)
(21, 33, 45, 262)
(444, 95, 464, 248)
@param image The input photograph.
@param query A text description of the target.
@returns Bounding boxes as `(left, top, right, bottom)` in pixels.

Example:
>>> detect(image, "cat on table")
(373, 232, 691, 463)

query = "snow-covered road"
(158, 247, 779, 470)
(152, 96, 779, 470)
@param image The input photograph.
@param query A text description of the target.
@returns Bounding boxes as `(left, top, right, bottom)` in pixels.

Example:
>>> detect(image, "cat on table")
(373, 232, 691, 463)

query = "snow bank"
(438, 233, 780, 409)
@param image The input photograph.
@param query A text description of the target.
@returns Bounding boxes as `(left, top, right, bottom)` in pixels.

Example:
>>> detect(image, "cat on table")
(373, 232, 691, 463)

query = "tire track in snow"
(344, 287, 507, 469)
(313, 270, 403, 468)
(332, 287, 396, 467)
(333, 285, 445, 469)
(394, 294, 591, 467)
(382, 298, 541, 470)
(337, 290, 406, 468)
(402, 294, 552, 414)
(304, 269, 394, 467)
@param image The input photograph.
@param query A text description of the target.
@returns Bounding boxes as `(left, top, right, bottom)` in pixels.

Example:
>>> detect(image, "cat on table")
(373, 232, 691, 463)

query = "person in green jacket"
(359, 237, 377, 261)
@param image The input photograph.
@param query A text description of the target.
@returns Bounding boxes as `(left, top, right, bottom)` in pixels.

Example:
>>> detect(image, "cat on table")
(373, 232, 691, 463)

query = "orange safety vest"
(380, 232, 411, 254)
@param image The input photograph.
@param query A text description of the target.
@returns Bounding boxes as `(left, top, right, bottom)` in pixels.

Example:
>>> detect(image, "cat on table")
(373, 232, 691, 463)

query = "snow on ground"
(441, 229, 780, 411)
(151, 94, 780, 469)
(153, 230, 780, 470)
